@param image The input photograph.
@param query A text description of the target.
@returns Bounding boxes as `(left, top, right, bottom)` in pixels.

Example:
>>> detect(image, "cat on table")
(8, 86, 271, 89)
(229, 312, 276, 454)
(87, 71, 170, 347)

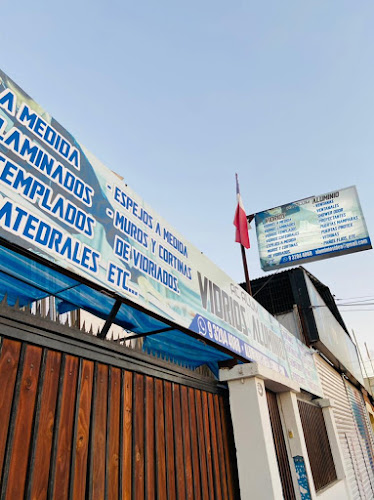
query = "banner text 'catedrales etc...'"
(255, 186, 371, 272)
(0, 69, 322, 396)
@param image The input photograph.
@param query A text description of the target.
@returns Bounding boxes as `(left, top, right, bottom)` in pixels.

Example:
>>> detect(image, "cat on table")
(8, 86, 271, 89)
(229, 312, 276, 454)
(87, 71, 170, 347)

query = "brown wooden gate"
(266, 390, 296, 500)
(0, 305, 240, 499)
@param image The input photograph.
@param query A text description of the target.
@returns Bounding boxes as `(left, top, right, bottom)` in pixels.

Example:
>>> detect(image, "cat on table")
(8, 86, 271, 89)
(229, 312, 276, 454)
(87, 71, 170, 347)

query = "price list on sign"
(255, 186, 371, 271)
(261, 213, 300, 262)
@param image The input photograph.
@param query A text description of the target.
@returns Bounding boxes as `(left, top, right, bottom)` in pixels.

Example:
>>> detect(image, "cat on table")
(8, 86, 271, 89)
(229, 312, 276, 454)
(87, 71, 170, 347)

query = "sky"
(1, 1, 374, 371)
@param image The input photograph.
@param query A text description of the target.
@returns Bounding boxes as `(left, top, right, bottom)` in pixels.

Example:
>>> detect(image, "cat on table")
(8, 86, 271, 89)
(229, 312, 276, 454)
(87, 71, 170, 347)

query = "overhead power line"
(338, 303, 374, 307)
(341, 309, 374, 313)
(311, 304, 374, 312)
(335, 295, 374, 301)
(312, 303, 374, 308)
(337, 299, 374, 305)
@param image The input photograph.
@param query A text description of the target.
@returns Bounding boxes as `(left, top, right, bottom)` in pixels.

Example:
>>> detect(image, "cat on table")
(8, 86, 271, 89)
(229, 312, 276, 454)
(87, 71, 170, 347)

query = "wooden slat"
(52, 355, 79, 499)
(213, 394, 228, 500)
(133, 373, 145, 499)
(108, 367, 121, 500)
(180, 386, 194, 500)
(5, 344, 42, 500)
(72, 359, 94, 500)
(188, 388, 202, 500)
(91, 363, 108, 500)
(219, 397, 236, 499)
(195, 390, 209, 500)
(173, 384, 186, 499)
(154, 379, 167, 500)
(208, 392, 222, 499)
(201, 391, 215, 498)
(29, 349, 62, 500)
(0, 339, 21, 478)
(145, 376, 155, 500)
(154, 379, 168, 500)
(164, 381, 176, 500)
(122, 370, 133, 500)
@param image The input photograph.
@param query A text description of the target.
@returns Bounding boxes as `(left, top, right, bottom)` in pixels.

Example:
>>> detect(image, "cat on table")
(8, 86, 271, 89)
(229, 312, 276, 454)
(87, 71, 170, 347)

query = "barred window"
(298, 400, 337, 491)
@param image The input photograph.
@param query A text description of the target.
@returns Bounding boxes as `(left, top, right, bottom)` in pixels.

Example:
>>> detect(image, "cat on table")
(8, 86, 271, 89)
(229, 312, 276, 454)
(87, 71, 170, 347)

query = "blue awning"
(0, 244, 236, 374)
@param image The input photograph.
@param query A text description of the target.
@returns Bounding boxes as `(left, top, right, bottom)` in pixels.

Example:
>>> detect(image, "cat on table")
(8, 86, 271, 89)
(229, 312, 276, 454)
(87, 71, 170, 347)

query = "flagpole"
(240, 244, 252, 296)
(242, 213, 254, 296)
(234, 173, 253, 296)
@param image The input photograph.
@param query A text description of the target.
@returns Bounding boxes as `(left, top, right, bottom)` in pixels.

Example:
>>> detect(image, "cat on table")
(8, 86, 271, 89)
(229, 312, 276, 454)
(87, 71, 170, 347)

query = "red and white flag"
(233, 173, 250, 249)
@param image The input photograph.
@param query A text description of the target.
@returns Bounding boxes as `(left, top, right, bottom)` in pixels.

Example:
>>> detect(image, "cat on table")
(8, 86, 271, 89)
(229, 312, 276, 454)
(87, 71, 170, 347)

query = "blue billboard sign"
(255, 187, 371, 272)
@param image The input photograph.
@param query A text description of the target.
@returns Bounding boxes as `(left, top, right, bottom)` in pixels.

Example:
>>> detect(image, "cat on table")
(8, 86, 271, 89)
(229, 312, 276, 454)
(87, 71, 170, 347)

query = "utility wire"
(312, 303, 374, 308)
(340, 309, 374, 313)
(311, 304, 374, 312)
(337, 298, 374, 304)
(335, 295, 374, 301)
(338, 303, 374, 307)
(252, 274, 275, 298)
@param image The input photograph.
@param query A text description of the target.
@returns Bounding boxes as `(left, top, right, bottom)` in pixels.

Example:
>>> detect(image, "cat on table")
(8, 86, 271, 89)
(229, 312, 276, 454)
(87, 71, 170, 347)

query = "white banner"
(0, 69, 322, 395)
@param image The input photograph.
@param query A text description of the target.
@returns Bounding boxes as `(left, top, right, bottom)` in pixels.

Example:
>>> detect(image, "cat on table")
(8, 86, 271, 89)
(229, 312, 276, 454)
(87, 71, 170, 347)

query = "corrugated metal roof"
(241, 266, 349, 334)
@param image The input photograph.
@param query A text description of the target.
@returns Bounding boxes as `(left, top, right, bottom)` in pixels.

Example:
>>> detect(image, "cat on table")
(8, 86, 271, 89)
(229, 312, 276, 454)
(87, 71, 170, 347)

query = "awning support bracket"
(126, 326, 174, 340)
(98, 299, 122, 339)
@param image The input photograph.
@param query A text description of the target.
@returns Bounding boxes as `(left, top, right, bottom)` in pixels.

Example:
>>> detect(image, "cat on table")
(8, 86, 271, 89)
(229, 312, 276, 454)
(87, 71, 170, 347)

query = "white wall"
(221, 363, 351, 500)
(316, 479, 349, 500)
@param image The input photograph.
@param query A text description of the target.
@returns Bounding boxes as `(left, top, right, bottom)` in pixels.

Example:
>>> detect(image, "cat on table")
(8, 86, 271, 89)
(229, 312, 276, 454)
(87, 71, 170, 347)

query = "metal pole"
(352, 329, 371, 395)
(365, 342, 374, 377)
(241, 244, 252, 296)
(241, 213, 255, 297)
